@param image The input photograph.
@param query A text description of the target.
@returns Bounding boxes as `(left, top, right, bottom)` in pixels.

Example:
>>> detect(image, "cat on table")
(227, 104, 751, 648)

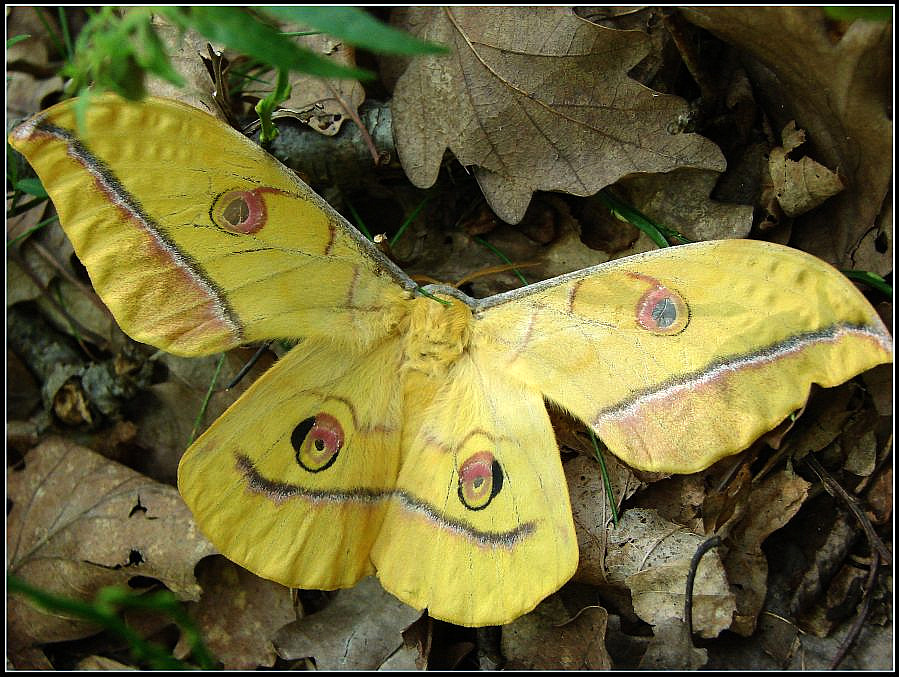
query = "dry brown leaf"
(799, 563, 869, 637)
(768, 121, 845, 217)
(388, 6, 724, 223)
(501, 596, 611, 669)
(6, 438, 216, 649)
(565, 453, 640, 586)
(6, 645, 53, 670)
(273, 577, 422, 670)
(862, 361, 893, 417)
(132, 349, 270, 483)
(378, 641, 424, 670)
(245, 31, 365, 137)
(7, 348, 41, 420)
(723, 470, 811, 636)
(540, 228, 658, 282)
(6, 8, 64, 120)
(637, 617, 708, 669)
(682, 8, 892, 273)
(606, 508, 735, 638)
(7, 221, 75, 309)
(172, 557, 296, 669)
(620, 168, 754, 240)
(145, 15, 223, 119)
(864, 466, 892, 524)
(701, 462, 753, 536)
(36, 276, 120, 352)
(634, 473, 708, 535)
(6, 258, 44, 308)
(75, 655, 136, 670)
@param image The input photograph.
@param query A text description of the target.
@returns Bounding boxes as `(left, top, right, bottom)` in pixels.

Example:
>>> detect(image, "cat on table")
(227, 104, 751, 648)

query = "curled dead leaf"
(723, 470, 811, 636)
(682, 7, 892, 273)
(620, 168, 754, 241)
(768, 121, 845, 217)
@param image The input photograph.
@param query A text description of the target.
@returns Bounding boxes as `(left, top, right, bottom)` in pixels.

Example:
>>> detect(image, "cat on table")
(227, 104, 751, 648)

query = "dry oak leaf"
(6, 438, 215, 649)
(565, 452, 640, 587)
(248, 32, 366, 137)
(637, 617, 708, 670)
(605, 508, 736, 638)
(682, 7, 892, 274)
(173, 557, 297, 669)
(502, 595, 612, 669)
(620, 168, 755, 241)
(722, 470, 810, 636)
(768, 121, 845, 218)
(146, 14, 225, 120)
(274, 576, 422, 670)
(387, 6, 724, 224)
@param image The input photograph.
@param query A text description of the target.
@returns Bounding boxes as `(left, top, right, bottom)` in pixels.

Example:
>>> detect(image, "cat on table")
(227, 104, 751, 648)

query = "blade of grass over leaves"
(166, 7, 373, 81)
(346, 202, 374, 240)
(841, 270, 893, 298)
(189, 354, 226, 445)
(34, 7, 66, 59)
(62, 7, 185, 100)
(589, 430, 619, 528)
(57, 6, 74, 59)
(6, 33, 31, 48)
(11, 177, 48, 199)
(597, 188, 691, 248)
(389, 196, 428, 248)
(7, 143, 51, 217)
(6, 216, 58, 249)
(8, 576, 216, 669)
(824, 6, 893, 22)
(263, 6, 449, 55)
(474, 236, 529, 286)
(6, 199, 50, 220)
(255, 68, 292, 144)
(7, 143, 49, 205)
(415, 285, 453, 307)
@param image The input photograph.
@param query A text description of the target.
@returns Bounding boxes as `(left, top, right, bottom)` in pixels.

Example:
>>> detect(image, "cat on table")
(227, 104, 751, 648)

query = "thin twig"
(225, 342, 271, 390)
(830, 552, 881, 669)
(324, 81, 381, 165)
(685, 536, 722, 636)
(804, 455, 892, 565)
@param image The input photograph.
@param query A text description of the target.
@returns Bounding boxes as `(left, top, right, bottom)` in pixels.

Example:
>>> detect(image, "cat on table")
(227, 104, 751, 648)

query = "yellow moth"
(10, 95, 892, 627)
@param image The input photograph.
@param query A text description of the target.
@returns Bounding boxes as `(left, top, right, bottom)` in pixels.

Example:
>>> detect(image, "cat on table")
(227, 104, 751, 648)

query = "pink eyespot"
(458, 451, 503, 510)
(293, 413, 344, 472)
(210, 188, 267, 234)
(634, 278, 690, 335)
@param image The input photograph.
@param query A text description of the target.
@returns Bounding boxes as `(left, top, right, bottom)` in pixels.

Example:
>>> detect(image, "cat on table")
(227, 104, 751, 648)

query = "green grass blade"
(842, 269, 893, 297)
(173, 7, 374, 80)
(255, 68, 292, 144)
(473, 236, 529, 286)
(589, 430, 619, 528)
(389, 196, 428, 248)
(189, 354, 226, 445)
(263, 6, 448, 55)
(597, 188, 693, 248)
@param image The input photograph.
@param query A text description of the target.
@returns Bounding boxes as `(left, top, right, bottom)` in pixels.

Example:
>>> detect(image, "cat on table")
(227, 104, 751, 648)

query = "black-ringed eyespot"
(292, 413, 344, 473)
(457, 451, 504, 511)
